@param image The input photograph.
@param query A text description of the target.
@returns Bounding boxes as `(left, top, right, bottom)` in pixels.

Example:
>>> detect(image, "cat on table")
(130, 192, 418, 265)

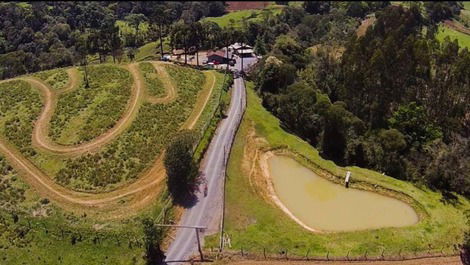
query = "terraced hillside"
(0, 61, 226, 264)
(0, 62, 225, 216)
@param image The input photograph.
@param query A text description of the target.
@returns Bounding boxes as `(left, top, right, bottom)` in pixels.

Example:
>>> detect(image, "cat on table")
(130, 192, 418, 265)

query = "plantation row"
(49, 65, 132, 145)
(139, 62, 165, 98)
(32, 68, 69, 90)
(56, 65, 205, 191)
(0, 80, 42, 158)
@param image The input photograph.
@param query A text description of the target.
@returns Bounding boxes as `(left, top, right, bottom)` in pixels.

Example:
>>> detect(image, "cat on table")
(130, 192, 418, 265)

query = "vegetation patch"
(50, 64, 132, 145)
(436, 24, 470, 49)
(205, 84, 469, 258)
(202, 5, 284, 28)
(0, 80, 42, 157)
(139, 62, 165, 98)
(55, 64, 205, 191)
(0, 153, 173, 265)
(32, 68, 69, 90)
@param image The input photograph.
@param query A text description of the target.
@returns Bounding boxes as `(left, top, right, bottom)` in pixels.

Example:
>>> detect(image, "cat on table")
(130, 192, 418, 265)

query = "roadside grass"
(32, 68, 69, 90)
(436, 24, 470, 49)
(194, 71, 226, 161)
(0, 153, 173, 265)
(202, 5, 284, 28)
(205, 82, 469, 258)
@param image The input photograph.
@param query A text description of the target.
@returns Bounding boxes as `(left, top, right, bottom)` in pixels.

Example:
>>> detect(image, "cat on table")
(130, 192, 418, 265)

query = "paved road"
(164, 75, 247, 263)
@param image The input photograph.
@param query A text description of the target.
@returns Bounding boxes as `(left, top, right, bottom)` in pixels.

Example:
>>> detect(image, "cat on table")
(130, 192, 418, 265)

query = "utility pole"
(155, 224, 206, 261)
(195, 228, 204, 261)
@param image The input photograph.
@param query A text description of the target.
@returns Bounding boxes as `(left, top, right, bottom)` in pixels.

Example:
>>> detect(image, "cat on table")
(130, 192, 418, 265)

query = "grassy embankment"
(0, 153, 172, 265)
(202, 5, 284, 28)
(205, 82, 469, 258)
(436, 24, 470, 49)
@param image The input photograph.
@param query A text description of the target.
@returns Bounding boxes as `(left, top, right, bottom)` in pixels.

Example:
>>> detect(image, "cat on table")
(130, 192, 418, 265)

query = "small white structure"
(345, 171, 351, 188)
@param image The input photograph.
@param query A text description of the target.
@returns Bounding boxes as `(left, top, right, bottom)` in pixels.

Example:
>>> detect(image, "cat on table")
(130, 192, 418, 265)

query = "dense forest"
(251, 2, 470, 197)
(0, 1, 226, 78)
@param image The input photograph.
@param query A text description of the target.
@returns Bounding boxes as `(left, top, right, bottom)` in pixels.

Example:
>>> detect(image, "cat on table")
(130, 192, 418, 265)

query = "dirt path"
(31, 63, 144, 157)
(0, 62, 218, 218)
(183, 71, 216, 129)
(443, 20, 470, 35)
(146, 61, 178, 104)
(223, 256, 462, 265)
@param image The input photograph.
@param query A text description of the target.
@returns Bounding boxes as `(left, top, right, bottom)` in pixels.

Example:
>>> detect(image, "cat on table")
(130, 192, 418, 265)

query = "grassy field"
(205, 82, 469, 258)
(436, 24, 470, 50)
(202, 5, 284, 28)
(32, 68, 69, 90)
(139, 62, 166, 97)
(0, 152, 173, 265)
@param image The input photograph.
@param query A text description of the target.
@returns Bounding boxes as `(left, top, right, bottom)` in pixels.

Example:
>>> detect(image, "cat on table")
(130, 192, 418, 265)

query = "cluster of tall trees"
(252, 3, 469, 197)
(0, 1, 226, 79)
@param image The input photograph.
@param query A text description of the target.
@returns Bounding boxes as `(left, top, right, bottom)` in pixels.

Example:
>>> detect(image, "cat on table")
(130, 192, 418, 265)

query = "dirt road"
(31, 63, 144, 156)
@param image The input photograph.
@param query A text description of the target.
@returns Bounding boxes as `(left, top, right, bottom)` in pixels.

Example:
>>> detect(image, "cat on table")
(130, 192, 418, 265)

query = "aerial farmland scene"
(0, 1, 469, 265)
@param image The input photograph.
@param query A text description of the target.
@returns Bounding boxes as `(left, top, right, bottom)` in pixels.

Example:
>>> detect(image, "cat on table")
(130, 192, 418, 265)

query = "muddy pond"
(268, 155, 419, 232)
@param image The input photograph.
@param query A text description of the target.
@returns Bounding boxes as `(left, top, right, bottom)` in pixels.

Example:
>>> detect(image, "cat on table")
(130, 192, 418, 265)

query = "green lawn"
(202, 5, 284, 28)
(436, 24, 470, 50)
(205, 82, 469, 258)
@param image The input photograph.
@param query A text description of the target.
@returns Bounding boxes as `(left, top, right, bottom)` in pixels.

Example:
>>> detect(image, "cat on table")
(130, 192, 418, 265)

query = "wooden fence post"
(346, 250, 350, 261)
(305, 249, 310, 261)
(263, 248, 266, 259)
(326, 251, 329, 261)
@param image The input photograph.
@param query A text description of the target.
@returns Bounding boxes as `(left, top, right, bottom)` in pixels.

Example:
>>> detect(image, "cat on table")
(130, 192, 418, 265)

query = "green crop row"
(50, 65, 132, 145)
(32, 68, 69, 90)
(139, 62, 166, 97)
(56, 65, 205, 191)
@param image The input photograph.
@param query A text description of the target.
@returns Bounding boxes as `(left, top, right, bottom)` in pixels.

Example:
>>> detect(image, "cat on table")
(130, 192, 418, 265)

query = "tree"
(141, 218, 165, 265)
(303, 1, 330, 15)
(125, 13, 147, 47)
(389, 102, 442, 148)
(253, 34, 267, 55)
(152, 4, 171, 59)
(164, 130, 199, 204)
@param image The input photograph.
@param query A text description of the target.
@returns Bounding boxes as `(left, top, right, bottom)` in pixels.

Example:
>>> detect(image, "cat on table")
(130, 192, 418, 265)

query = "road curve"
(164, 76, 246, 263)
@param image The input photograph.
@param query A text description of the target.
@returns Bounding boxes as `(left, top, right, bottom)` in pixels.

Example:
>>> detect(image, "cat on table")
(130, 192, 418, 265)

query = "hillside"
(0, 61, 226, 263)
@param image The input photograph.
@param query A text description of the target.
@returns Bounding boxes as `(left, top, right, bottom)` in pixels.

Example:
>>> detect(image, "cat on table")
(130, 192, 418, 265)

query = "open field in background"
(202, 4, 284, 28)
(437, 24, 470, 49)
(115, 20, 150, 36)
(205, 82, 469, 259)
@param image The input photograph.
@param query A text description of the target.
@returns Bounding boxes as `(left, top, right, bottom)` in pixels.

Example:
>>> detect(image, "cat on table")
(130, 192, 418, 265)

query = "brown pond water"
(268, 155, 419, 232)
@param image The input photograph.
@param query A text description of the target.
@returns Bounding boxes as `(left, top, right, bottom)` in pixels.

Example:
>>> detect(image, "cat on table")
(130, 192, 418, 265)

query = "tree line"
(0, 1, 226, 79)
(251, 2, 469, 198)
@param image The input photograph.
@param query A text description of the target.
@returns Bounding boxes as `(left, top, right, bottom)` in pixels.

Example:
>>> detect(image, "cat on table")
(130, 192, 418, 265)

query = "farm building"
(207, 50, 228, 64)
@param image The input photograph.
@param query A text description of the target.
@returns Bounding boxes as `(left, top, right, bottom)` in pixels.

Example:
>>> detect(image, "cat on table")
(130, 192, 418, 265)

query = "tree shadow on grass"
(440, 190, 461, 207)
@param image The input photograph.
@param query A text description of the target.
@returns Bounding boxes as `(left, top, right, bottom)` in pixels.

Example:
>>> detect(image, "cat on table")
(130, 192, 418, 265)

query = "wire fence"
(205, 241, 463, 263)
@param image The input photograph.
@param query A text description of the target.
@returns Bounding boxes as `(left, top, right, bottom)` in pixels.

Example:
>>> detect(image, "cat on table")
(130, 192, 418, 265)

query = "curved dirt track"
(146, 61, 178, 104)
(0, 63, 217, 218)
(31, 63, 144, 156)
